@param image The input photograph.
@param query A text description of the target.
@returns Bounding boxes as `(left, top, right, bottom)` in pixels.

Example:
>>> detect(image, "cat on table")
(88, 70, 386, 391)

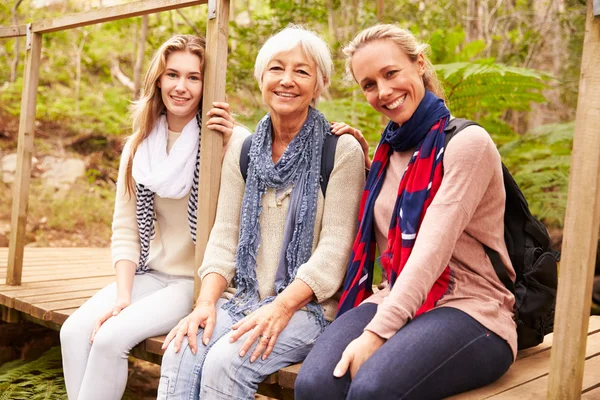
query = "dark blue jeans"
(295, 303, 513, 400)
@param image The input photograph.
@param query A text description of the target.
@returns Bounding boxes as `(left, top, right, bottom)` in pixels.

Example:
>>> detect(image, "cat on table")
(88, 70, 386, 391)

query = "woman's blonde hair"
(125, 34, 206, 195)
(343, 24, 444, 100)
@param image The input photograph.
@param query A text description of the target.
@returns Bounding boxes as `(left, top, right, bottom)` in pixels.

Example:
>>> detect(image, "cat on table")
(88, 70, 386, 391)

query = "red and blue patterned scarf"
(337, 90, 452, 316)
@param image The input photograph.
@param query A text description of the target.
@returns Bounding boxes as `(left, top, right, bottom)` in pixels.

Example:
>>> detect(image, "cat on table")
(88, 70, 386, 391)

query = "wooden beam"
(30, 0, 206, 34)
(547, 0, 600, 397)
(194, 0, 230, 299)
(7, 32, 43, 287)
(0, 24, 27, 38)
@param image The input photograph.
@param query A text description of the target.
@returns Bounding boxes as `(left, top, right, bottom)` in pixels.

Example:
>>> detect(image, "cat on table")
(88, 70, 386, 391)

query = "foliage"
(0, 347, 141, 400)
(500, 122, 574, 228)
(437, 59, 551, 145)
(0, 347, 66, 400)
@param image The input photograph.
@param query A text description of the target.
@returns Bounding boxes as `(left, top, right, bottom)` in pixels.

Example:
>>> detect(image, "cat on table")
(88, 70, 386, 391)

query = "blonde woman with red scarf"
(296, 24, 516, 400)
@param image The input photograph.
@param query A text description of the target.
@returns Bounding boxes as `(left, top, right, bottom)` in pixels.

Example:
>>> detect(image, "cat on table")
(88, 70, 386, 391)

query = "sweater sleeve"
(364, 125, 501, 338)
(197, 128, 250, 282)
(295, 135, 366, 303)
(110, 141, 141, 268)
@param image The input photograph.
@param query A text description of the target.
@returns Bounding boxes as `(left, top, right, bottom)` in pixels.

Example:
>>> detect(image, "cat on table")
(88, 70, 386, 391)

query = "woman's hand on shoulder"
(334, 330, 385, 379)
(90, 297, 130, 343)
(206, 102, 235, 148)
(162, 300, 217, 355)
(330, 121, 372, 170)
(228, 300, 294, 363)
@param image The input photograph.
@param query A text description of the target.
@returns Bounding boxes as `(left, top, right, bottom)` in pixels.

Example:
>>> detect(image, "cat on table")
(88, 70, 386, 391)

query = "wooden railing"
(0, 0, 228, 301)
(1, 1, 600, 398)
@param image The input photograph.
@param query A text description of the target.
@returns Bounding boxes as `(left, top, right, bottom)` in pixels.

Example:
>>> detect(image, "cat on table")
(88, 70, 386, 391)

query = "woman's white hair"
(254, 26, 333, 105)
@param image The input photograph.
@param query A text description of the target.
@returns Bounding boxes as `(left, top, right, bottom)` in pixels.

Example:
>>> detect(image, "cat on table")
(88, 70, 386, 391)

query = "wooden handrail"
(0, 25, 27, 38)
(0, 0, 207, 38)
(194, 0, 230, 300)
(547, 0, 600, 397)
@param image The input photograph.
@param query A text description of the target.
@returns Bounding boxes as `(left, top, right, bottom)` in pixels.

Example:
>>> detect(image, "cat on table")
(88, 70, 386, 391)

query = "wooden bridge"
(1, 0, 600, 399)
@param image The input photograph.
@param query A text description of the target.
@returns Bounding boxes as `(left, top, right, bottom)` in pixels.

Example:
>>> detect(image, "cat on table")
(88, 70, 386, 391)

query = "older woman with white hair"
(157, 26, 365, 400)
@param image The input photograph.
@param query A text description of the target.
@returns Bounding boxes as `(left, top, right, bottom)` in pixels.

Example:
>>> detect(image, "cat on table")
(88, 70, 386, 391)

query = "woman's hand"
(229, 300, 294, 362)
(90, 297, 130, 343)
(333, 331, 386, 379)
(206, 102, 235, 148)
(330, 121, 372, 170)
(162, 301, 217, 355)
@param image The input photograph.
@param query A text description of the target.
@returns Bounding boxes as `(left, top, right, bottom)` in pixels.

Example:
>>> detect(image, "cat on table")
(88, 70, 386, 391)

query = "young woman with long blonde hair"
(60, 34, 245, 400)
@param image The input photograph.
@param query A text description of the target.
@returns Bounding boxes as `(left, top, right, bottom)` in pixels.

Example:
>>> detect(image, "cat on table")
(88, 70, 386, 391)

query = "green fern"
(499, 122, 574, 228)
(0, 347, 141, 400)
(436, 59, 551, 145)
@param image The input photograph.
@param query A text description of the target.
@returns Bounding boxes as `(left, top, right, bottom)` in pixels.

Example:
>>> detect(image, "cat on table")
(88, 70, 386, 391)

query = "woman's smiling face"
(351, 39, 426, 125)
(158, 50, 203, 131)
(261, 45, 320, 122)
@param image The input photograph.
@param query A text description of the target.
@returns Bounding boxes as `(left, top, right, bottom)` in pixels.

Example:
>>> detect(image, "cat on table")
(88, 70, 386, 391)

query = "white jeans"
(60, 270, 194, 400)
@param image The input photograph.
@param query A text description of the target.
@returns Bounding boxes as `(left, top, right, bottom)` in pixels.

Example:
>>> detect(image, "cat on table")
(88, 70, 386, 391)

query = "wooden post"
(194, 0, 230, 300)
(7, 27, 43, 286)
(547, 0, 600, 397)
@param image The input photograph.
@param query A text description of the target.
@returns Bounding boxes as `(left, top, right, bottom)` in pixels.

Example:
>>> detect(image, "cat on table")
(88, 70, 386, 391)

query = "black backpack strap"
(443, 118, 517, 293)
(320, 134, 340, 196)
(240, 134, 253, 181)
(240, 133, 339, 197)
(444, 118, 481, 148)
(484, 245, 516, 295)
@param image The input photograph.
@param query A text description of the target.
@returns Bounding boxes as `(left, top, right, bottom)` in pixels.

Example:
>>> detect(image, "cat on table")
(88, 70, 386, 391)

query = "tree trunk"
(466, 0, 481, 42)
(133, 15, 149, 99)
(526, 0, 564, 131)
(74, 31, 89, 114)
(327, 0, 337, 41)
(10, 0, 24, 83)
(377, 0, 384, 21)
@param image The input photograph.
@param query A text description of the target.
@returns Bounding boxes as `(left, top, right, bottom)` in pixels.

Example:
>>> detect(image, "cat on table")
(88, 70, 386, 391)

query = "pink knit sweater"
(363, 124, 518, 358)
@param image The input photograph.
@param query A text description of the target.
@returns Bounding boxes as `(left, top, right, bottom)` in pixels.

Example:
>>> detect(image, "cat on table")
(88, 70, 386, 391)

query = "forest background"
(0, 0, 590, 398)
(0, 0, 586, 248)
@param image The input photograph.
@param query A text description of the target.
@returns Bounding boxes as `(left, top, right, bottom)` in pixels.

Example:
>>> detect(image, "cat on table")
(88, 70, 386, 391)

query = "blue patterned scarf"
(222, 107, 329, 329)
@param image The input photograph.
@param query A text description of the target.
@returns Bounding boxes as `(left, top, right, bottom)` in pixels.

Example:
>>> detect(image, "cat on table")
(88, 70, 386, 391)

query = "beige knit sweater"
(198, 134, 366, 321)
(111, 127, 248, 277)
(363, 124, 518, 358)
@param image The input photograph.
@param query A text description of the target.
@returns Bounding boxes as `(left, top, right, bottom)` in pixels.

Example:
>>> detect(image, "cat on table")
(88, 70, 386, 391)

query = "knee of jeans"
(201, 338, 242, 386)
(347, 370, 386, 400)
(60, 314, 90, 346)
(89, 326, 129, 359)
(294, 366, 329, 400)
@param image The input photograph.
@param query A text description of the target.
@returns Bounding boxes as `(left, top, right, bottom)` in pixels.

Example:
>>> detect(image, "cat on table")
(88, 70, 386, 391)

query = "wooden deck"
(1, 248, 600, 399)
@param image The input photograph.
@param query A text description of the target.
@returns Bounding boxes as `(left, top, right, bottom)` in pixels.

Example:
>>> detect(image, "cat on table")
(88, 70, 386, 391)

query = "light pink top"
(364, 124, 518, 358)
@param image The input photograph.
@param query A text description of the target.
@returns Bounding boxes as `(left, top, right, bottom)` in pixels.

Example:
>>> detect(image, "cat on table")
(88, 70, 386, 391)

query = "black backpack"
(239, 133, 340, 196)
(445, 118, 560, 350)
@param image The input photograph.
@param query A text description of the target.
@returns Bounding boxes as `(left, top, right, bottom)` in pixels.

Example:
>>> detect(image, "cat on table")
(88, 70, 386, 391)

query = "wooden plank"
(278, 363, 301, 389)
(518, 317, 600, 360)
(29, 0, 206, 34)
(547, 1, 600, 398)
(0, 281, 108, 300)
(6, 31, 43, 287)
(493, 353, 600, 399)
(0, 276, 113, 293)
(145, 335, 167, 355)
(27, 297, 89, 322)
(0, 24, 28, 38)
(14, 288, 99, 304)
(582, 384, 600, 399)
(449, 318, 600, 399)
(194, 0, 230, 300)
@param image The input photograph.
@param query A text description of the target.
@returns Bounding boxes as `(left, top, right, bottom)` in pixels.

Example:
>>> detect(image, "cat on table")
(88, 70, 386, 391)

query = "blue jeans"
(158, 299, 324, 400)
(295, 303, 513, 400)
